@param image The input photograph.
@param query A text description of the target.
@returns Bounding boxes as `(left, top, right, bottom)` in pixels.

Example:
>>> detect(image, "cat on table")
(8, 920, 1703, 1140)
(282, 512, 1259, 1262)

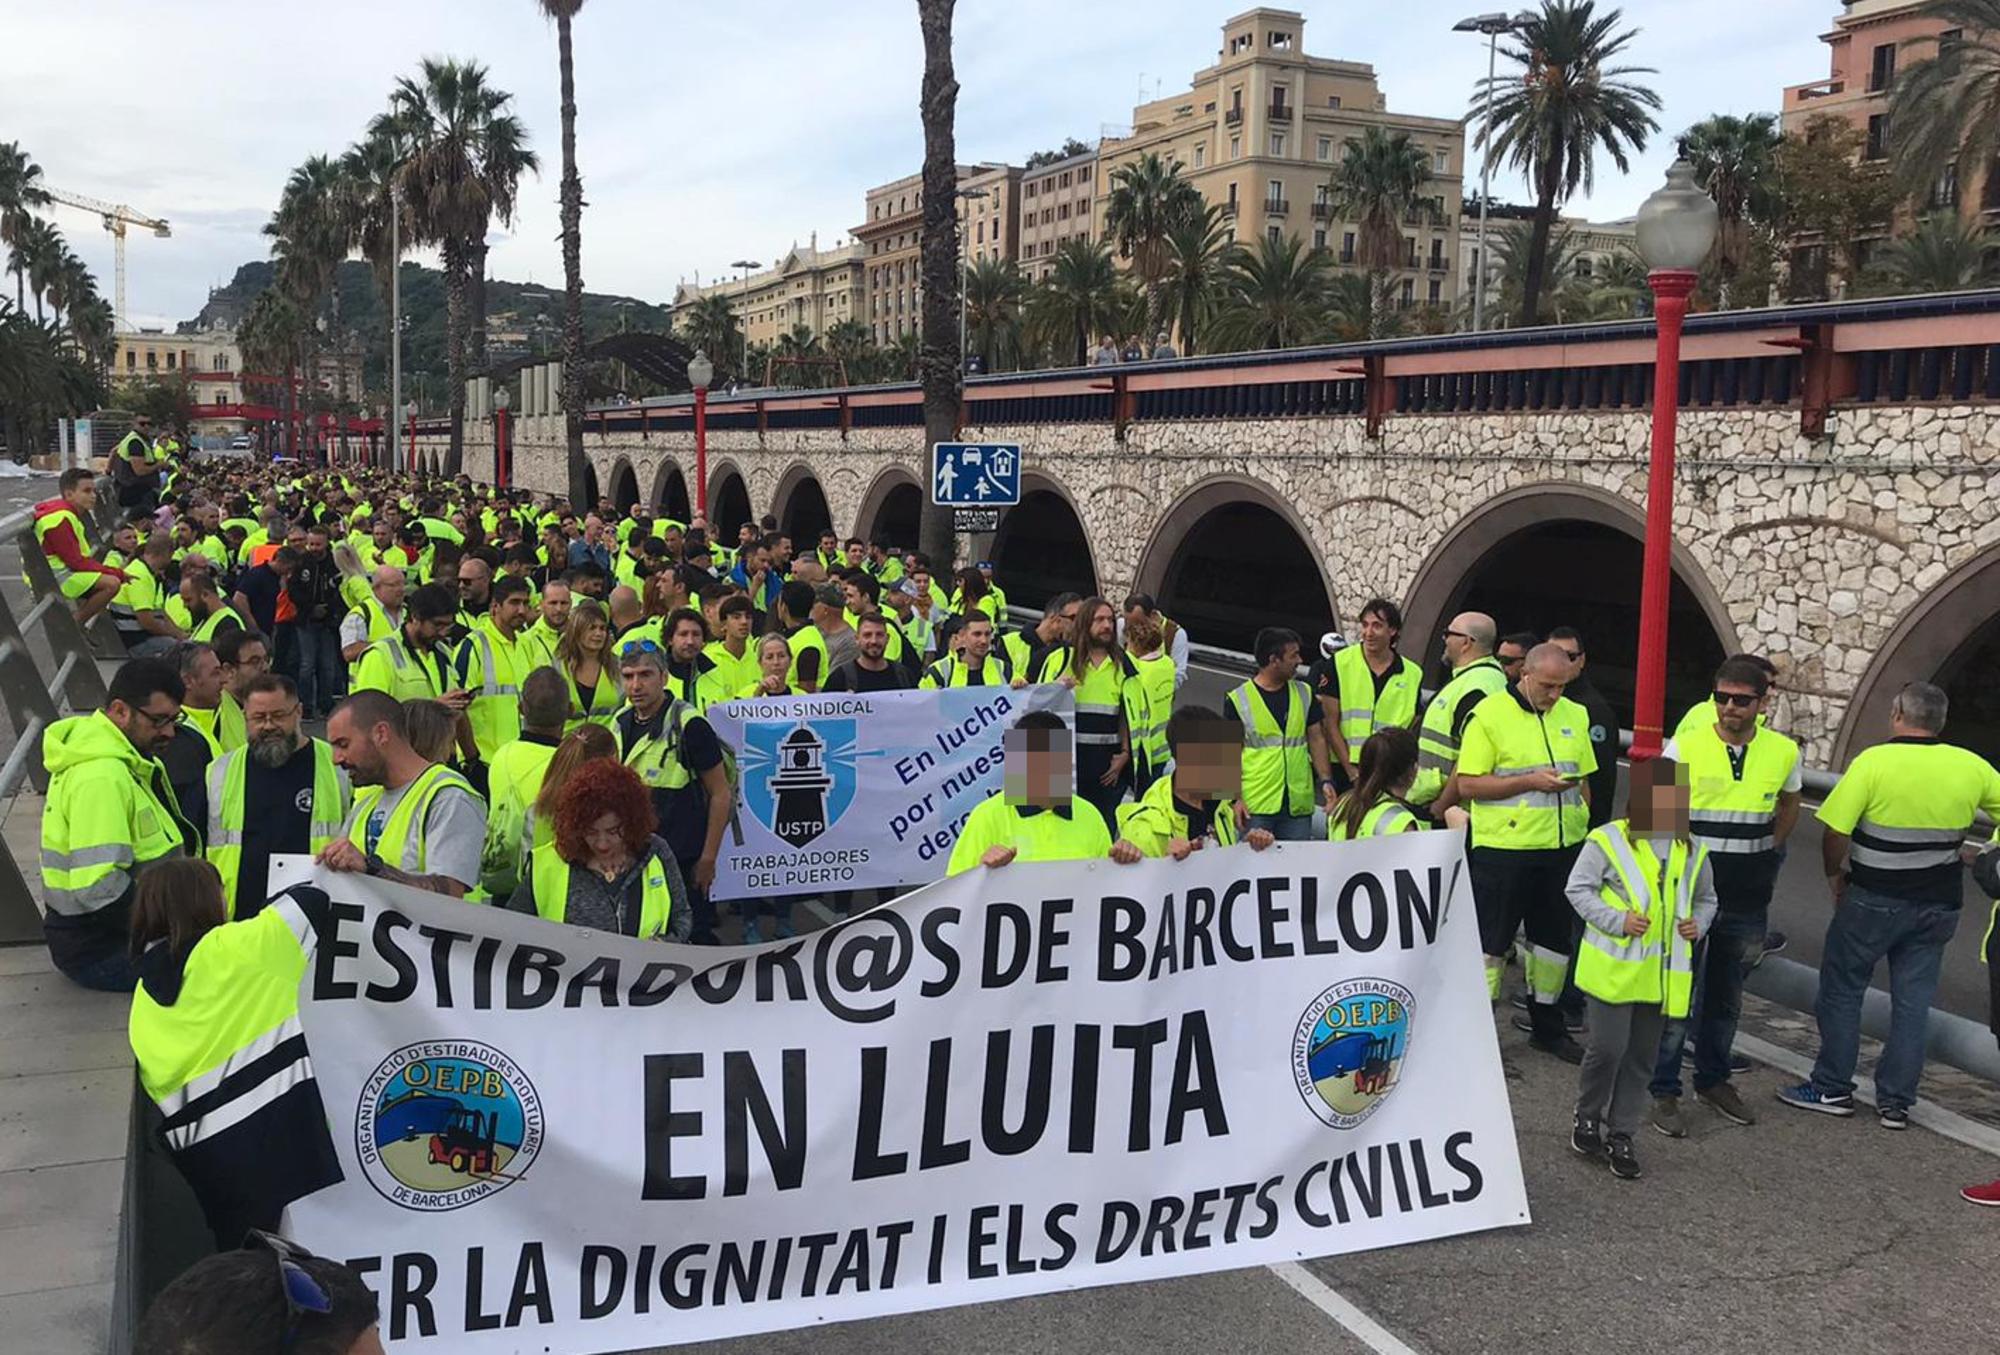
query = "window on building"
(1429, 239, 1445, 267)
(125, 350, 135, 370)
(166, 352, 176, 369)
(1313, 227, 1327, 250)
(146, 351, 157, 369)
(1433, 149, 1448, 174)
(1267, 224, 1282, 244)
(1933, 162, 1960, 209)
(1059, 171, 1071, 188)
(1404, 236, 1417, 267)
(1400, 278, 1414, 306)
(1317, 137, 1332, 161)
(1270, 132, 1286, 157)
(1267, 178, 1284, 205)
(1079, 165, 1092, 182)
(1193, 142, 1206, 168)
(1025, 181, 1036, 198)
(1866, 113, 1889, 161)
(1327, 95, 1342, 109)
(1227, 182, 1239, 208)
(1314, 183, 1329, 206)
(1230, 32, 1252, 55)
(1868, 42, 1896, 92)
(1576, 257, 1594, 279)
(1428, 279, 1442, 304)
(1942, 27, 1965, 52)
(1341, 231, 1356, 264)
(1230, 135, 1242, 160)
(1058, 202, 1070, 219)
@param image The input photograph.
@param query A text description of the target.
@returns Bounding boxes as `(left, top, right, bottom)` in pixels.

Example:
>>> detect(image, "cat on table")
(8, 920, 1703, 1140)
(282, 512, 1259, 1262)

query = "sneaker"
(1879, 1106, 1910, 1131)
(1529, 1034, 1585, 1065)
(1650, 1095, 1687, 1138)
(742, 919, 763, 945)
(1697, 1082, 1757, 1126)
(1510, 993, 1530, 1012)
(1776, 1082, 1855, 1117)
(1511, 1011, 1587, 1037)
(1960, 1179, 2000, 1207)
(1679, 1047, 1753, 1074)
(1606, 1133, 1642, 1180)
(1571, 1116, 1605, 1158)
(1745, 930, 1786, 974)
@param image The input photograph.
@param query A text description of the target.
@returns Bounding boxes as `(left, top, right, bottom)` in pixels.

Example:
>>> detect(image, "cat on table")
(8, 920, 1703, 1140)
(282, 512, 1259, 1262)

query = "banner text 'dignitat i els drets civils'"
(276, 833, 1528, 1353)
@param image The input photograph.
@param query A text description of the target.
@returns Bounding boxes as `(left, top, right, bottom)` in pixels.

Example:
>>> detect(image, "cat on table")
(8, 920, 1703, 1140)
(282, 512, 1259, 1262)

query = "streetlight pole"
(687, 350, 714, 516)
(493, 384, 511, 489)
(406, 399, 419, 475)
(1629, 159, 1719, 762)
(1455, 13, 1523, 333)
(955, 188, 992, 371)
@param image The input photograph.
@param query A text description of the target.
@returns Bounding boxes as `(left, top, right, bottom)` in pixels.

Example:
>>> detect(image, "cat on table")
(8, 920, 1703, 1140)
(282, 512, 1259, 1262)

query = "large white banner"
(281, 832, 1527, 1353)
(704, 684, 1074, 901)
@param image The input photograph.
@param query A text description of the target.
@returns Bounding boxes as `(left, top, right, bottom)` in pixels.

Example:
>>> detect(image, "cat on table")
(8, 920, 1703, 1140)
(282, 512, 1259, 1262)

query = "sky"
(1, 0, 1836, 329)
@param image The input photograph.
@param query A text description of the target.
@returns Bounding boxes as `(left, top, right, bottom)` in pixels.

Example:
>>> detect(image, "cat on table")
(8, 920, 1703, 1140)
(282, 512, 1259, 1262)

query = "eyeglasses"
(1712, 690, 1760, 709)
(1555, 648, 1584, 662)
(132, 705, 179, 729)
(244, 1230, 332, 1349)
(1442, 629, 1470, 642)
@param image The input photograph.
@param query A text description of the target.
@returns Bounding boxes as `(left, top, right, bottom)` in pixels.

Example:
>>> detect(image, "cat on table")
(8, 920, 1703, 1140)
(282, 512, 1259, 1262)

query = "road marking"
(1735, 1032, 2000, 1159)
(1267, 1260, 1423, 1355)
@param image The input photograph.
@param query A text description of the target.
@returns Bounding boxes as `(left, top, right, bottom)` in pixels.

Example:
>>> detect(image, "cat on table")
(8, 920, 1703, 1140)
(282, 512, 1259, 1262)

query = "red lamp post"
(1628, 159, 1720, 762)
(687, 349, 715, 515)
(406, 400, 419, 474)
(493, 384, 512, 489)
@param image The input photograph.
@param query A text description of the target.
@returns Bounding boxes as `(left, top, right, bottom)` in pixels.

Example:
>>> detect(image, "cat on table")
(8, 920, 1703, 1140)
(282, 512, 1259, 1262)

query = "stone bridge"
(418, 291, 2000, 767)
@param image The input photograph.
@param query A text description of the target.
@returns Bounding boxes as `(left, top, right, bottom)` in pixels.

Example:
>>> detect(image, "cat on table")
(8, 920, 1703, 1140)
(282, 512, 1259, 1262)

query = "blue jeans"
(1808, 884, 1959, 1112)
(294, 621, 345, 717)
(1651, 907, 1765, 1096)
(1249, 812, 1316, 841)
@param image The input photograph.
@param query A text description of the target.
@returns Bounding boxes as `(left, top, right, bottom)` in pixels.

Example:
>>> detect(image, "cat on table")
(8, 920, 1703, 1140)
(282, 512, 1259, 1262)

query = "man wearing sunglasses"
(135, 1234, 383, 1354)
(41, 658, 199, 990)
(1649, 656, 1802, 1135)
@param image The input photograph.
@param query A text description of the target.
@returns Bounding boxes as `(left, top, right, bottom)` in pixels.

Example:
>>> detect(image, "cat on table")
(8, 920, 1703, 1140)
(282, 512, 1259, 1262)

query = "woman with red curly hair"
(503, 759, 690, 940)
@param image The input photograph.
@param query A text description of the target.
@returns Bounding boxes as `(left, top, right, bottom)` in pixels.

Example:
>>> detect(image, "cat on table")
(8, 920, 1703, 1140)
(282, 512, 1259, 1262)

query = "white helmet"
(1319, 630, 1346, 658)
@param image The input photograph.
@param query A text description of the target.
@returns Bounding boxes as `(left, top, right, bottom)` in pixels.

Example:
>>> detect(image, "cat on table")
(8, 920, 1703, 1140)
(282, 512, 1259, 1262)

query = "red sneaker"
(1960, 1179, 2000, 1207)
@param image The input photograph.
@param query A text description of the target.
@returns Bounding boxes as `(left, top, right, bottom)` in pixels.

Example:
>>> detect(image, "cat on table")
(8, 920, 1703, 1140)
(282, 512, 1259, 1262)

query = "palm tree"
(1326, 127, 1433, 272)
(1480, 219, 1582, 326)
(68, 292, 114, 370)
(915, 0, 962, 570)
(1, 301, 103, 464)
(1103, 151, 1204, 336)
(822, 318, 872, 384)
(774, 324, 825, 386)
(1870, 214, 2000, 292)
(267, 154, 353, 461)
(1025, 239, 1125, 366)
(539, 0, 590, 509)
(383, 58, 535, 474)
(1887, 2, 2000, 200)
(343, 128, 409, 442)
(1159, 204, 1238, 356)
(1209, 233, 1333, 351)
(239, 288, 306, 456)
(1681, 113, 1781, 307)
(675, 293, 740, 379)
(0, 142, 51, 314)
(1474, 0, 1660, 326)
(1323, 271, 1407, 343)
(9, 216, 63, 324)
(963, 256, 1026, 370)
(1568, 246, 1650, 319)
(467, 115, 538, 371)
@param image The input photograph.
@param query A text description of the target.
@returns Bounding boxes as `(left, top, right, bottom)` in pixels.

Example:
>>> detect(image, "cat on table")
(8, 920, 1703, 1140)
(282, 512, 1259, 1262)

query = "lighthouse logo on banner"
(738, 719, 859, 846)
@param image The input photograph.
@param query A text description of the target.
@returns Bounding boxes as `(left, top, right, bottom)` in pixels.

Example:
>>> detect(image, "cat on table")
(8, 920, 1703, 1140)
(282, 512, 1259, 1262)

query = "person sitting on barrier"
(42, 657, 198, 991)
(1328, 727, 1466, 840)
(33, 468, 130, 628)
(948, 710, 1113, 874)
(503, 759, 691, 941)
(1568, 757, 1716, 1183)
(127, 860, 344, 1249)
(1111, 707, 1273, 861)
(134, 1232, 382, 1355)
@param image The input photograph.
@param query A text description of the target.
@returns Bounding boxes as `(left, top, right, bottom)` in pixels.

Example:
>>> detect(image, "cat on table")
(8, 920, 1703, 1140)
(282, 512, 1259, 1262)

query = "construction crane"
(43, 187, 171, 327)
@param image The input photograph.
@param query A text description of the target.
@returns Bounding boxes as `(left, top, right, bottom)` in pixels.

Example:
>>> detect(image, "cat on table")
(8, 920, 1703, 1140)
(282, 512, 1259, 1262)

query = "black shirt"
(1565, 675, 1620, 830)
(289, 550, 343, 625)
(237, 741, 319, 917)
(825, 660, 911, 692)
(1222, 680, 1323, 729)
(235, 563, 286, 633)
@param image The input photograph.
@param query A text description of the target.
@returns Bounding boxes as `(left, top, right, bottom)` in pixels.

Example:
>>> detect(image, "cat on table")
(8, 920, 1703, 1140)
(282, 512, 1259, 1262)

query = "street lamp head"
(1454, 12, 1511, 31)
(493, 385, 510, 412)
(1635, 158, 1720, 274)
(686, 350, 714, 391)
(405, 400, 419, 421)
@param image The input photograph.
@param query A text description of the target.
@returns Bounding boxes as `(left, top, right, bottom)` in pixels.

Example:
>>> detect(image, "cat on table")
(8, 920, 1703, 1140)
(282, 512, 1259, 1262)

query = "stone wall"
(411, 401, 2000, 764)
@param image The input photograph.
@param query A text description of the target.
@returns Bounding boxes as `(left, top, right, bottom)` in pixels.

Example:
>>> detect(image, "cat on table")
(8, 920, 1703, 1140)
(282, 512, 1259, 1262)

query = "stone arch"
(1837, 542, 2000, 764)
(1131, 474, 1337, 655)
(771, 461, 832, 544)
(853, 465, 924, 552)
(608, 457, 640, 515)
(1401, 482, 1738, 727)
(991, 471, 1100, 610)
(708, 459, 753, 541)
(581, 459, 600, 511)
(650, 459, 691, 522)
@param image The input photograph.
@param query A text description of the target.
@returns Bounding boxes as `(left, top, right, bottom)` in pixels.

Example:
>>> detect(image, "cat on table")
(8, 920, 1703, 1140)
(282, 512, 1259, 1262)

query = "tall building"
(671, 238, 865, 351)
(1781, 1, 1951, 152)
(855, 165, 995, 345)
(1098, 8, 1466, 313)
(1018, 147, 1100, 283)
(959, 162, 1023, 271)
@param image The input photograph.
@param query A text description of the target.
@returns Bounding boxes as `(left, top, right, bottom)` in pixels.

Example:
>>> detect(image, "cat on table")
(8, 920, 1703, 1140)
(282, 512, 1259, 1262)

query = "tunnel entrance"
(1153, 500, 1333, 656)
(776, 473, 831, 545)
(610, 460, 639, 515)
(710, 469, 752, 543)
(654, 463, 691, 522)
(1447, 520, 1727, 728)
(865, 482, 923, 553)
(1934, 612, 2000, 763)
(990, 487, 1097, 611)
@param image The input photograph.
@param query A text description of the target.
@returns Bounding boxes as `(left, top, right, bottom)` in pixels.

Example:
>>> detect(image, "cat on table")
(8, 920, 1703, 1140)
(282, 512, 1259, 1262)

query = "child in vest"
(1566, 757, 1717, 1180)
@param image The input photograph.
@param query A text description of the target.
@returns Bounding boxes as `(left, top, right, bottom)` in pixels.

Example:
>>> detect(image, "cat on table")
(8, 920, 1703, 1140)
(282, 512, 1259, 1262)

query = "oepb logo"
(1291, 978, 1414, 1129)
(356, 1041, 543, 1211)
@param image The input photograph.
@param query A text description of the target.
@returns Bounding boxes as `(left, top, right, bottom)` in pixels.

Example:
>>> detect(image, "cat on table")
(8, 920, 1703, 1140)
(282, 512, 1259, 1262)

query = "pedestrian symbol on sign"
(930, 442, 1023, 507)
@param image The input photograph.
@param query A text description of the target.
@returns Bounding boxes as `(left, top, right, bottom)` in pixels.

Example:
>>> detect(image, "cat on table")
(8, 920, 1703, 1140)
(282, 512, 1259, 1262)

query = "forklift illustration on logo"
(1308, 1028, 1403, 1097)
(426, 1102, 500, 1177)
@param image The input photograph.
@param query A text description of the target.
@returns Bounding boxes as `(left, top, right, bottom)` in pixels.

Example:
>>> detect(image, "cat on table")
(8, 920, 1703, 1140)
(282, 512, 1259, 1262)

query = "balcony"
(1265, 198, 1289, 216)
(1267, 103, 1292, 122)
(1221, 199, 1239, 217)
(1224, 106, 1243, 127)
(1338, 250, 1356, 266)
(1428, 259, 1451, 273)
(1310, 201, 1332, 220)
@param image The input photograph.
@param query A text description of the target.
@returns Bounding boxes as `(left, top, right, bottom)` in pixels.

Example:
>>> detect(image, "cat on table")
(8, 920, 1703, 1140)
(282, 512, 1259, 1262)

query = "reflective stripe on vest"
(528, 842, 674, 939)
(621, 701, 694, 791)
(1416, 657, 1508, 772)
(33, 506, 90, 590)
(1678, 719, 1798, 856)
(1574, 822, 1706, 1017)
(1329, 798, 1422, 841)
(1333, 646, 1421, 745)
(1230, 679, 1314, 817)
(205, 740, 350, 916)
(1849, 819, 1964, 872)
(345, 763, 477, 875)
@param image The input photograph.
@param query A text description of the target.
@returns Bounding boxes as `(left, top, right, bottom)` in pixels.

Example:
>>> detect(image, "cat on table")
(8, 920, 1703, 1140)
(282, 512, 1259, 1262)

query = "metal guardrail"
(0, 491, 115, 944)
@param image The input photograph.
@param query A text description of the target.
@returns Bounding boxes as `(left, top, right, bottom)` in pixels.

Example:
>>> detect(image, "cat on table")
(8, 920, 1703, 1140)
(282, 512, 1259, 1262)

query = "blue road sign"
(931, 442, 1022, 507)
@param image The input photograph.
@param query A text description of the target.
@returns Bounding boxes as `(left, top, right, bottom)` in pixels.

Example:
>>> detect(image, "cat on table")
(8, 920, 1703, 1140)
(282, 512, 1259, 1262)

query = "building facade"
(670, 239, 865, 352)
(1458, 214, 1640, 321)
(1098, 8, 1466, 313)
(1018, 148, 1100, 282)
(959, 162, 1023, 270)
(855, 166, 977, 346)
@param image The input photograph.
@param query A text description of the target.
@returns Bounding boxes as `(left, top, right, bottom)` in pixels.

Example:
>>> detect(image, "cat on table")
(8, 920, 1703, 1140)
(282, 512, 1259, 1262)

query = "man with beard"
(159, 642, 226, 827)
(200, 674, 352, 919)
(317, 690, 484, 899)
(521, 579, 572, 668)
